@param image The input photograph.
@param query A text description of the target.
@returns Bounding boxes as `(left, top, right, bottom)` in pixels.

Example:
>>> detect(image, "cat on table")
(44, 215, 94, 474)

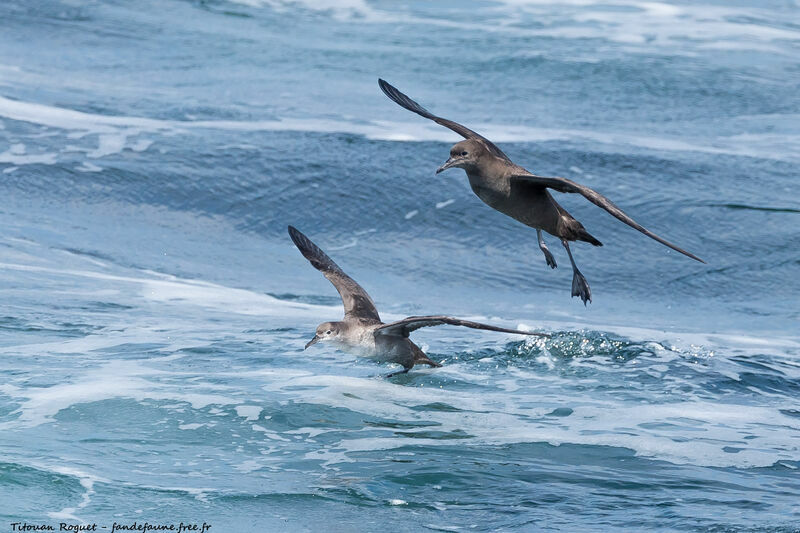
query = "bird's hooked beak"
(436, 156, 461, 174)
(304, 335, 320, 350)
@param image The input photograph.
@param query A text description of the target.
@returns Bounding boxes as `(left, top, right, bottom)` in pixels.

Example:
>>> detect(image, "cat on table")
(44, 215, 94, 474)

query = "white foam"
(252, 424, 290, 441)
(131, 138, 153, 152)
(178, 423, 205, 430)
(133, 484, 216, 502)
(76, 161, 103, 172)
(0, 261, 327, 317)
(234, 459, 263, 473)
(229, 0, 379, 21)
(518, 317, 800, 355)
(224, 0, 795, 53)
(235, 405, 262, 421)
(88, 133, 127, 158)
(474, 1, 800, 50)
(266, 362, 800, 469)
(42, 465, 107, 522)
(0, 95, 173, 132)
(0, 142, 57, 165)
(2, 95, 797, 164)
(435, 199, 455, 209)
(0, 360, 243, 429)
(327, 238, 358, 251)
(218, 0, 797, 58)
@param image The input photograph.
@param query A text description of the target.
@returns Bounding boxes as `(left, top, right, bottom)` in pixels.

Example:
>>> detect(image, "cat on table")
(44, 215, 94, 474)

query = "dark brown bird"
(378, 79, 705, 304)
(288, 226, 548, 377)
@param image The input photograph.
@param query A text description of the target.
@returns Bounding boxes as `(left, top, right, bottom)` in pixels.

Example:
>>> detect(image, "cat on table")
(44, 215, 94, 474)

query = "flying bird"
(288, 226, 547, 377)
(378, 79, 704, 304)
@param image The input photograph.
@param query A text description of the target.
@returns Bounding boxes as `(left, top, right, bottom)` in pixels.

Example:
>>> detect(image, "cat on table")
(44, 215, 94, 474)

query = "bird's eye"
(325, 330, 332, 335)
(461, 151, 468, 156)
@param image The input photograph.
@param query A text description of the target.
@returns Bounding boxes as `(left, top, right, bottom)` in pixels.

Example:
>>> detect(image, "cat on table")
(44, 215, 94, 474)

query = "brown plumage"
(288, 226, 548, 377)
(379, 79, 704, 304)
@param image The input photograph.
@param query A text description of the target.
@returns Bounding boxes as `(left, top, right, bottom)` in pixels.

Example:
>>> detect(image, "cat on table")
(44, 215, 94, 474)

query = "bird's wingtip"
(684, 250, 706, 264)
(287, 226, 331, 270)
(287, 225, 308, 249)
(378, 78, 395, 96)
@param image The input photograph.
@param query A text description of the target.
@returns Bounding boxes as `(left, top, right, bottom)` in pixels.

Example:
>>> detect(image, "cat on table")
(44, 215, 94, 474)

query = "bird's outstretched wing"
(288, 226, 381, 321)
(378, 79, 511, 162)
(509, 173, 705, 263)
(375, 315, 549, 338)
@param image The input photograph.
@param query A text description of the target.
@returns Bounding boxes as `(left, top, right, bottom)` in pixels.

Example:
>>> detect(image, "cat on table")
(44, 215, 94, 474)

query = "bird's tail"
(560, 210, 603, 247)
(411, 343, 443, 368)
(577, 228, 603, 247)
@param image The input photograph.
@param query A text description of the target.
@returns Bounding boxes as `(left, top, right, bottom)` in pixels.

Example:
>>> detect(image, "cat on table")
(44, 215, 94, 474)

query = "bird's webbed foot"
(537, 230, 557, 269)
(561, 239, 591, 305)
(571, 269, 592, 305)
(542, 247, 557, 269)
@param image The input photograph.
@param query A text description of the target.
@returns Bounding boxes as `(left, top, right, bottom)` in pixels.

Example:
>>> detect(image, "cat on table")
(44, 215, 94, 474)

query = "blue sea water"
(1, 0, 800, 530)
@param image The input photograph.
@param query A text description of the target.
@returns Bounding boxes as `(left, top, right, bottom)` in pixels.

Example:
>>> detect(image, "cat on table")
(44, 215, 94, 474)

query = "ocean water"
(1, 0, 800, 530)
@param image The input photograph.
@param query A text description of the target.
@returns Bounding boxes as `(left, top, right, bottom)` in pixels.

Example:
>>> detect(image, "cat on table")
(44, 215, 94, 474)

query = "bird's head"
(436, 139, 484, 174)
(305, 321, 342, 349)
